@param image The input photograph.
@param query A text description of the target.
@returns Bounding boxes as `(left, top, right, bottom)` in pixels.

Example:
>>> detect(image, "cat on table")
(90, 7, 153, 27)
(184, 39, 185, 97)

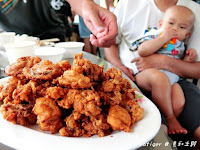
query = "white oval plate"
(0, 77, 161, 150)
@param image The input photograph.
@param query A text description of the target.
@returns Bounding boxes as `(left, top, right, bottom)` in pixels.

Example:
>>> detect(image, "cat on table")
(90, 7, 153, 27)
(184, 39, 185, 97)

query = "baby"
(130, 5, 197, 134)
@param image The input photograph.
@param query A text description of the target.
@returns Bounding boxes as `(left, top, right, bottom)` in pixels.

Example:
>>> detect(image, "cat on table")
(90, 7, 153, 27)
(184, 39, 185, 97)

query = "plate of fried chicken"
(0, 53, 161, 150)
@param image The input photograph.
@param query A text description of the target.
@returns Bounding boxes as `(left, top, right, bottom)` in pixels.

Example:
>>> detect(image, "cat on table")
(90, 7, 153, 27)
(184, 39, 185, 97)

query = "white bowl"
(15, 34, 39, 44)
(0, 50, 9, 68)
(4, 41, 37, 64)
(54, 42, 84, 58)
(34, 47, 65, 63)
(0, 32, 16, 50)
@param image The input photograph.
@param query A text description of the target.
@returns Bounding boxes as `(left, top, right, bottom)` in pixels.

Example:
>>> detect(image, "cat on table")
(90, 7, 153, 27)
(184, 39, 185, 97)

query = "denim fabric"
(78, 16, 91, 38)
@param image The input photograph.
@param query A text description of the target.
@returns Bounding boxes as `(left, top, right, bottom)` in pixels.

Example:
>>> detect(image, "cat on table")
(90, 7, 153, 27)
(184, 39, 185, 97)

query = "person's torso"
(0, 0, 65, 38)
(114, 0, 200, 65)
(114, 0, 164, 66)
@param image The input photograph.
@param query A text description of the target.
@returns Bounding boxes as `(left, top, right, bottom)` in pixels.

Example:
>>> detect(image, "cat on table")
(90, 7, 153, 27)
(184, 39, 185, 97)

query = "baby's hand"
(161, 28, 177, 43)
(184, 48, 197, 62)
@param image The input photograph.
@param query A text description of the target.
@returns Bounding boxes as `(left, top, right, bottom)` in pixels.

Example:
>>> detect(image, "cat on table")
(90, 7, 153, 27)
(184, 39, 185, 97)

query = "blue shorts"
(78, 16, 91, 38)
(160, 70, 179, 85)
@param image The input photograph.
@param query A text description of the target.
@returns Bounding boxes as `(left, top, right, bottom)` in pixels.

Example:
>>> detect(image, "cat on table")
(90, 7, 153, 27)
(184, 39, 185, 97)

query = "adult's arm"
(131, 54, 200, 79)
(66, 0, 118, 47)
(104, 45, 135, 81)
(66, 0, 90, 17)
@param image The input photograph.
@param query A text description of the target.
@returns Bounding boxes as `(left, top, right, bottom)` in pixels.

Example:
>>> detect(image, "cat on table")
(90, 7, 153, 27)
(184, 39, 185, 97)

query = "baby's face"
(160, 6, 194, 41)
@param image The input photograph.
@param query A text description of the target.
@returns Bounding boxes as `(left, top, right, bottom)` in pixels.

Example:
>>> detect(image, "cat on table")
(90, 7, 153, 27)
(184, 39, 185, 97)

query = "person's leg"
(79, 16, 97, 54)
(91, 44, 97, 55)
(171, 83, 185, 117)
(83, 38, 92, 53)
(178, 80, 200, 148)
(83, 38, 97, 55)
(136, 68, 187, 134)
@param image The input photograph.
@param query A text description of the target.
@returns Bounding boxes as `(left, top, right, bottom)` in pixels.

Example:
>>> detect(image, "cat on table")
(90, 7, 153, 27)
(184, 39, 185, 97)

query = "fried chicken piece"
(24, 60, 63, 81)
(127, 100, 144, 125)
(58, 89, 102, 116)
(55, 60, 71, 72)
(0, 85, 3, 93)
(59, 127, 73, 137)
(73, 90, 102, 116)
(0, 103, 36, 125)
(60, 111, 110, 137)
(101, 67, 132, 92)
(107, 105, 132, 132)
(121, 89, 136, 107)
(59, 126, 86, 137)
(57, 70, 92, 89)
(57, 89, 77, 109)
(0, 76, 26, 102)
(65, 111, 82, 128)
(83, 114, 110, 137)
(98, 91, 122, 106)
(0, 86, 3, 105)
(33, 97, 62, 133)
(73, 53, 105, 82)
(105, 67, 122, 79)
(59, 111, 85, 137)
(46, 87, 67, 100)
(5, 56, 41, 79)
(12, 80, 38, 105)
(35, 81, 52, 97)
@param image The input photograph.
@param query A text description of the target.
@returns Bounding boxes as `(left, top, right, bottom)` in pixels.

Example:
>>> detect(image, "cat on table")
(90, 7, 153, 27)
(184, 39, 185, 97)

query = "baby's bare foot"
(166, 115, 187, 134)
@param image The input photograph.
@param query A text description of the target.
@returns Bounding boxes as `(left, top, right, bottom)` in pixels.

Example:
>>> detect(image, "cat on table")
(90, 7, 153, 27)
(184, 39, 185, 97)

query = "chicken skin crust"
(5, 56, 42, 79)
(24, 60, 64, 81)
(73, 53, 105, 82)
(33, 97, 62, 133)
(57, 70, 92, 89)
(107, 105, 132, 132)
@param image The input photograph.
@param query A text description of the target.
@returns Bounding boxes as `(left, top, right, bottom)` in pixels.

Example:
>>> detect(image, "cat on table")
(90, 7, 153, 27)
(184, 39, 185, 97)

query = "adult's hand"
(83, 1, 117, 47)
(118, 65, 135, 81)
(67, 0, 118, 47)
(131, 54, 163, 72)
(131, 54, 200, 79)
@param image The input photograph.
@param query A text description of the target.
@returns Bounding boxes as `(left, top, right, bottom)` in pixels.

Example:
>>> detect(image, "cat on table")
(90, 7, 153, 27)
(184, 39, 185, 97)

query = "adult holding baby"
(129, 5, 196, 135)
(104, 0, 200, 148)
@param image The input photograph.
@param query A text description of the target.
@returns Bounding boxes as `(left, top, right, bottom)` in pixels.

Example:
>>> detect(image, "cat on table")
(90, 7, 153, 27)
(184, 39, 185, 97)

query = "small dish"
(4, 41, 37, 64)
(0, 32, 16, 51)
(54, 42, 85, 58)
(34, 47, 65, 63)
